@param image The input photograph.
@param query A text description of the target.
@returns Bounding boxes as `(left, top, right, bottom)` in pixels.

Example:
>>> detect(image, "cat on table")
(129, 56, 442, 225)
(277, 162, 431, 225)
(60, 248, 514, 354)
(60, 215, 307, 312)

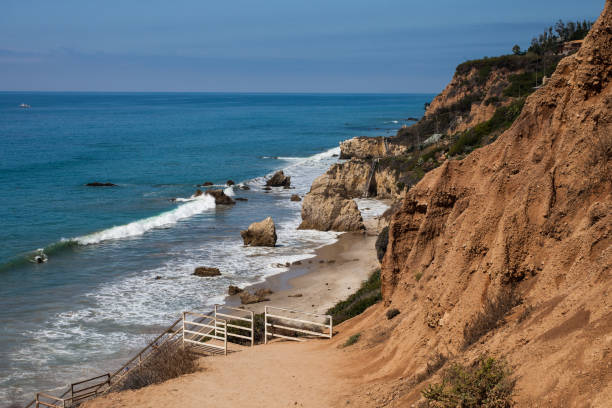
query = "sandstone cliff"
(334, 4, 612, 406)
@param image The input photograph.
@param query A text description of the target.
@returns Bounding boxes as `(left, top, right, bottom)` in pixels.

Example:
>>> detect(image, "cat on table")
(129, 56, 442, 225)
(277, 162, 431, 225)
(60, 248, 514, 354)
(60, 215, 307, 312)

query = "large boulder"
(290, 194, 301, 202)
(266, 170, 291, 187)
(205, 189, 235, 205)
(298, 194, 364, 232)
(241, 217, 277, 246)
(298, 173, 365, 231)
(193, 267, 221, 277)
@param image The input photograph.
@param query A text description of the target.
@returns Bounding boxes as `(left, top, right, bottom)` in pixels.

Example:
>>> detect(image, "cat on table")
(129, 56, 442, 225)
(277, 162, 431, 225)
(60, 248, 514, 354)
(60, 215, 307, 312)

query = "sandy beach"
(226, 231, 380, 315)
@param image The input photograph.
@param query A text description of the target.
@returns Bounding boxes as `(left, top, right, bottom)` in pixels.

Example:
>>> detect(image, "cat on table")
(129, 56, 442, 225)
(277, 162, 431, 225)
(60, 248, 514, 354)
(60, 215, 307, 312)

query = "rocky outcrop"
(228, 285, 243, 295)
(204, 189, 235, 205)
(298, 173, 364, 232)
(340, 136, 408, 159)
(241, 217, 277, 246)
(226, 180, 235, 186)
(240, 288, 273, 304)
(290, 194, 301, 202)
(193, 267, 221, 277)
(86, 182, 117, 187)
(266, 170, 291, 188)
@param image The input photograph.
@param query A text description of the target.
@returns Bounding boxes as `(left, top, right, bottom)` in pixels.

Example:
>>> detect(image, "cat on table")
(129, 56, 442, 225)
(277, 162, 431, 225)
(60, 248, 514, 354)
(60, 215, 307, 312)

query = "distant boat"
(19, 103, 31, 108)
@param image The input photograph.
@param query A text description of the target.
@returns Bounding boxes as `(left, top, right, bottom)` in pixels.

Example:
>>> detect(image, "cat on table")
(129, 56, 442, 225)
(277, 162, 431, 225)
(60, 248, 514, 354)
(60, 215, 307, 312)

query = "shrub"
(422, 356, 515, 408)
(415, 272, 423, 281)
(448, 98, 526, 156)
(375, 226, 389, 262)
(414, 353, 448, 384)
(119, 342, 200, 391)
(343, 333, 361, 347)
(462, 290, 521, 350)
(327, 269, 382, 325)
(386, 308, 400, 320)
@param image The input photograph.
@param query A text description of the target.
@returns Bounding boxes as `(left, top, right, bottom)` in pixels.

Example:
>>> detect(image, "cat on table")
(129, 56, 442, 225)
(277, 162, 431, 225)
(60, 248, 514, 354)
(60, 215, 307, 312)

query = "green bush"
(327, 269, 382, 325)
(448, 98, 526, 156)
(386, 308, 400, 320)
(343, 333, 361, 347)
(422, 356, 515, 408)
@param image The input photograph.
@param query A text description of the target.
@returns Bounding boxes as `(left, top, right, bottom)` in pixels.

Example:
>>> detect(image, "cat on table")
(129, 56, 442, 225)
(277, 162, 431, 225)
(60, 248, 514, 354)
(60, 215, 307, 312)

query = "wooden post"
(250, 310, 254, 347)
(182, 312, 186, 347)
(223, 320, 227, 356)
(329, 316, 333, 339)
(264, 306, 268, 344)
(214, 305, 218, 337)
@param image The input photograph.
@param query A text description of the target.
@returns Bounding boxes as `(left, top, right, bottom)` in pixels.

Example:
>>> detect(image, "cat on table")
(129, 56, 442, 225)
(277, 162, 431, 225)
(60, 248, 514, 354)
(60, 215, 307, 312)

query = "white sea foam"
(223, 186, 235, 196)
(73, 194, 216, 245)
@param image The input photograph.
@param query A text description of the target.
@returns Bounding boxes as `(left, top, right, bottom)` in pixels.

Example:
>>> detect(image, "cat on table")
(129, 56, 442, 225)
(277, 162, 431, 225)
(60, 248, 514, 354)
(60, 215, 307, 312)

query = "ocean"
(0, 92, 432, 402)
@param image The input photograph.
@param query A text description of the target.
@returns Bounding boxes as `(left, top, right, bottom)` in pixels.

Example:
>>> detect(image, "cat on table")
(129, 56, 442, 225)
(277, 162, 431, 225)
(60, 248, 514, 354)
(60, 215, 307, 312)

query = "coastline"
(225, 230, 381, 315)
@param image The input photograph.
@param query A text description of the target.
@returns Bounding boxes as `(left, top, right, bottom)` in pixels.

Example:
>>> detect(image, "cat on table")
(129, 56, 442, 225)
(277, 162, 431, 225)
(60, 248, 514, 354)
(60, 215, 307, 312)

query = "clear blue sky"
(0, 0, 604, 93)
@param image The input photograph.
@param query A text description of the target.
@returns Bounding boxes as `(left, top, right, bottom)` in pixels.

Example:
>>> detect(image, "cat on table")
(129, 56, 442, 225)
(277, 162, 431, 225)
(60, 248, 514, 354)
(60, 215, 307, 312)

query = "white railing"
(182, 311, 227, 355)
(214, 305, 255, 347)
(264, 306, 333, 343)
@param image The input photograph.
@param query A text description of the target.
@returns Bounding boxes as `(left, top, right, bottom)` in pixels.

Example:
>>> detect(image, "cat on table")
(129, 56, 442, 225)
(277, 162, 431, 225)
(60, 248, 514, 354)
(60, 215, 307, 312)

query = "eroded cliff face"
(334, 4, 611, 406)
(340, 136, 409, 160)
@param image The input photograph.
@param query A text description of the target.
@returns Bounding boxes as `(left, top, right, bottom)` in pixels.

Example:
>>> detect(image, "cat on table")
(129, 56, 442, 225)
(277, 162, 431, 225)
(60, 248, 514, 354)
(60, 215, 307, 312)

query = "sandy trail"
(83, 340, 358, 408)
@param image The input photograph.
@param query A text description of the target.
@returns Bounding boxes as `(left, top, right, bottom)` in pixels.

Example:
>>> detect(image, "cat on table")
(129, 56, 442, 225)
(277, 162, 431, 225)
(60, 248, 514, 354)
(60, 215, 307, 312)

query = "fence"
(24, 304, 327, 407)
(264, 306, 332, 343)
(182, 311, 227, 355)
(214, 305, 255, 347)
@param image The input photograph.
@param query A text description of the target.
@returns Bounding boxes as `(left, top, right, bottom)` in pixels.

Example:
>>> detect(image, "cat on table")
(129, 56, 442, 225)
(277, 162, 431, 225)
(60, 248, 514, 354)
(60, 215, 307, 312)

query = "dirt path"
(83, 340, 358, 408)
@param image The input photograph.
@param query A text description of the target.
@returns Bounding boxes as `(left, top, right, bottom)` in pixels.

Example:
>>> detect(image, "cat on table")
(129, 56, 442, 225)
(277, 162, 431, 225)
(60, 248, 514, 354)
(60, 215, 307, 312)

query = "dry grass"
(462, 290, 521, 350)
(119, 342, 200, 391)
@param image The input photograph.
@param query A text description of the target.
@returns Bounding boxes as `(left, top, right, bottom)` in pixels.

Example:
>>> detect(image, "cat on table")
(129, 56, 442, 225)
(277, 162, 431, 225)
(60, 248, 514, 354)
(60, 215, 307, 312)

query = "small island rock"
(86, 182, 117, 187)
(240, 217, 277, 247)
(266, 170, 291, 188)
(193, 267, 221, 277)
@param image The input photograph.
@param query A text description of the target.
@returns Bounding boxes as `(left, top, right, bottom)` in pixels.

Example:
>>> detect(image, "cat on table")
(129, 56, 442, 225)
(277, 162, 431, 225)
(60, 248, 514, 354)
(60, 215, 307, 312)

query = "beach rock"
(205, 189, 235, 205)
(239, 184, 250, 190)
(263, 186, 272, 191)
(226, 180, 235, 186)
(86, 182, 117, 187)
(193, 267, 221, 277)
(266, 170, 291, 187)
(290, 194, 301, 202)
(298, 173, 364, 231)
(288, 293, 303, 298)
(241, 217, 277, 247)
(200, 181, 214, 186)
(235, 197, 248, 201)
(228, 285, 243, 296)
(240, 288, 273, 304)
(194, 189, 204, 197)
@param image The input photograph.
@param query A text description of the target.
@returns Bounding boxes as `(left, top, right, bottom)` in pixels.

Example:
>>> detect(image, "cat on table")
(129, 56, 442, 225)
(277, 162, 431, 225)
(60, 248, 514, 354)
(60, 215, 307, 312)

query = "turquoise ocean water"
(0, 92, 432, 402)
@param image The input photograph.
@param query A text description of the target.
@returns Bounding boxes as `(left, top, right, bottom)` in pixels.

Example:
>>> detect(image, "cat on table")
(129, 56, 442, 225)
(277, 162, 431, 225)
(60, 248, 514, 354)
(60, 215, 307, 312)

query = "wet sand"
(226, 227, 382, 316)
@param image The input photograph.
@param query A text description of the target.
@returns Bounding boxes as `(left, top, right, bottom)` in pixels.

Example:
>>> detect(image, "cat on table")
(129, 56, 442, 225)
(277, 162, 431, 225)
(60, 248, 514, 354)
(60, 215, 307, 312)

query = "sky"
(0, 0, 604, 93)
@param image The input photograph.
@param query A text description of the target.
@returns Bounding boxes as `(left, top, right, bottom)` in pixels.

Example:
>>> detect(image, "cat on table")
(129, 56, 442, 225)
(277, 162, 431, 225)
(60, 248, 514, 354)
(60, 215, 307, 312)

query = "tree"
(512, 44, 521, 55)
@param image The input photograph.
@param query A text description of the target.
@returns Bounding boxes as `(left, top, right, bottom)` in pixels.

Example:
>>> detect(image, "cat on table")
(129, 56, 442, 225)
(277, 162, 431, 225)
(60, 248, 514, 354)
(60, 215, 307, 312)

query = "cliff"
(335, 3, 611, 406)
